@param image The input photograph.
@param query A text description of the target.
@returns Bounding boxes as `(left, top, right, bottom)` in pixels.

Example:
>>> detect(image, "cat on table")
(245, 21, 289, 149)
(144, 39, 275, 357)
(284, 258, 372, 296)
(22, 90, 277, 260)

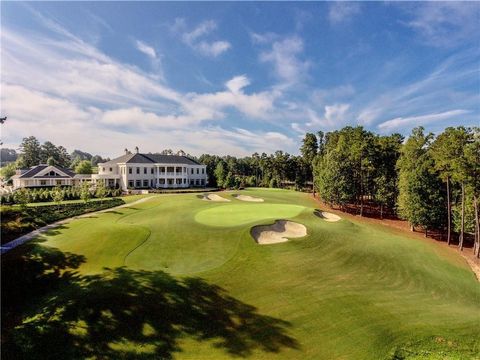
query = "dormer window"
(109, 167, 112, 172)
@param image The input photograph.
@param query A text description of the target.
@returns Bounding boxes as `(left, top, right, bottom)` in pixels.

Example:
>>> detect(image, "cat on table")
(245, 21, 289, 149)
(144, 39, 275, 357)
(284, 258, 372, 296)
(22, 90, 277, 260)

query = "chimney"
(125, 148, 129, 155)
(135, 146, 139, 154)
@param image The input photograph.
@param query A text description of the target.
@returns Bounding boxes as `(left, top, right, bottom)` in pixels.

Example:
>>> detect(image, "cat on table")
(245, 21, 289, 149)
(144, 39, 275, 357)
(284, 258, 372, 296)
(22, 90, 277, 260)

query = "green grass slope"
(2, 189, 479, 360)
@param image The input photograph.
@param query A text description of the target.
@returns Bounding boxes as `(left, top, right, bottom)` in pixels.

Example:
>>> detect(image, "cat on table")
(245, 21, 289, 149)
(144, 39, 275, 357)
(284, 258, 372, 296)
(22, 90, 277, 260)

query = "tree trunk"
(459, 182, 465, 251)
(446, 177, 451, 245)
(380, 203, 383, 220)
(410, 224, 415, 232)
(360, 175, 364, 217)
(425, 227, 428, 238)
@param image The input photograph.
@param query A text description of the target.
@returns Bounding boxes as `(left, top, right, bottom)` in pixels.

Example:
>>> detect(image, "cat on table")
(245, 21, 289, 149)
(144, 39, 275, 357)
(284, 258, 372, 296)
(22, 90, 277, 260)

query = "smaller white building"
(11, 164, 91, 189)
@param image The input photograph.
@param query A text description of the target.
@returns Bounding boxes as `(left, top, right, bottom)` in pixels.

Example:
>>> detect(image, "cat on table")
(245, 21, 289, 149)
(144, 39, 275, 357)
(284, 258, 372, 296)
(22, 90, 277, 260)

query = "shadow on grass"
(2, 242, 299, 359)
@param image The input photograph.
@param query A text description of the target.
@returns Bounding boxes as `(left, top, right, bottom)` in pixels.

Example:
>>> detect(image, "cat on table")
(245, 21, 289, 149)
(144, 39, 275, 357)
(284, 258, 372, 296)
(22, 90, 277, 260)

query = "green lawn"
(2, 189, 479, 359)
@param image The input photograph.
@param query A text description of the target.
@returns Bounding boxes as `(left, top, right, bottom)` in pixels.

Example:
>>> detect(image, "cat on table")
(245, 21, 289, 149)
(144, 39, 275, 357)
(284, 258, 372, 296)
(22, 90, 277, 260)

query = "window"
(143, 180, 148, 187)
(202, 168, 205, 174)
(136, 167, 140, 174)
(135, 180, 141, 187)
(40, 180, 47, 185)
(151, 168, 154, 174)
(191, 168, 194, 174)
(176, 178, 182, 184)
(128, 180, 134, 188)
(129, 167, 132, 174)
(201, 179, 205, 186)
(196, 168, 199, 174)
(183, 178, 186, 184)
(190, 179, 194, 185)
(144, 167, 147, 174)
(56, 180, 62, 185)
(195, 179, 200, 186)
(159, 179, 165, 184)
(109, 167, 112, 172)
(102, 167, 105, 172)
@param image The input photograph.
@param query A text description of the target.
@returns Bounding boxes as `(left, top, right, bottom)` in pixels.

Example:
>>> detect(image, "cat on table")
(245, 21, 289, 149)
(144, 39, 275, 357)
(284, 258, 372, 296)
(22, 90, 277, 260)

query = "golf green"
(194, 203, 307, 227)
(2, 189, 479, 360)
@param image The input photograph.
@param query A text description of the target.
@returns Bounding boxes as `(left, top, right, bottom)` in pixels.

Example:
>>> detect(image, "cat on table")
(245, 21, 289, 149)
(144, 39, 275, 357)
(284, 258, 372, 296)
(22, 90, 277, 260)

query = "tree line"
(306, 126, 478, 257)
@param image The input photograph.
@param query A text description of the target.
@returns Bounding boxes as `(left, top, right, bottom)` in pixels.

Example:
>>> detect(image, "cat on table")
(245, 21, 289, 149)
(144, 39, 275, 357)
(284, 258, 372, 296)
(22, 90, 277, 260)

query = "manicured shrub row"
(0, 186, 123, 205)
(1, 198, 125, 245)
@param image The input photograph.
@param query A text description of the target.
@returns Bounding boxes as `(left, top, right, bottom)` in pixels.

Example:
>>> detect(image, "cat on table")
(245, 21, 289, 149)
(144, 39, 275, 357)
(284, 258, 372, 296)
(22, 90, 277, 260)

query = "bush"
(1, 198, 125, 245)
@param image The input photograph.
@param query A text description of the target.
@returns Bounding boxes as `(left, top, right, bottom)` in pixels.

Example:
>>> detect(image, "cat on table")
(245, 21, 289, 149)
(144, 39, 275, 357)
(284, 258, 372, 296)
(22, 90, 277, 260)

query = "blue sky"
(1, 2, 479, 157)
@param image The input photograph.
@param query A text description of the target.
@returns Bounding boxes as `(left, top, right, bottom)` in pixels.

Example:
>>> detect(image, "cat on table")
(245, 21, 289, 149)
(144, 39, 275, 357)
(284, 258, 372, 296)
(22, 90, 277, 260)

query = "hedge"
(1, 198, 125, 245)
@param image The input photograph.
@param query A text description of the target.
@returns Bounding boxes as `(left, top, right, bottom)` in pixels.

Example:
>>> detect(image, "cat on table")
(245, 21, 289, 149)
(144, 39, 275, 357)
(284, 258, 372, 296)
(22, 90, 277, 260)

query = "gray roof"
(18, 165, 76, 179)
(101, 153, 201, 166)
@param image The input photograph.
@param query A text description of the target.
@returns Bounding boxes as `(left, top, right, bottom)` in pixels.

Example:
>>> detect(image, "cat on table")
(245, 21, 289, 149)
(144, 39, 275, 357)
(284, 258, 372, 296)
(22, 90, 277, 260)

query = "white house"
(11, 165, 91, 189)
(92, 148, 207, 191)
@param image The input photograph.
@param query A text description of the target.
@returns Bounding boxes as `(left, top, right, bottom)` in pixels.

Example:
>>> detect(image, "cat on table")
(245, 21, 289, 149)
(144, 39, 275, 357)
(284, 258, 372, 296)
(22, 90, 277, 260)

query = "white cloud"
(135, 40, 156, 59)
(250, 32, 278, 44)
(329, 2, 361, 24)
(378, 109, 470, 132)
(173, 18, 231, 57)
(260, 36, 310, 85)
(400, 2, 480, 47)
(196, 40, 231, 57)
(225, 75, 250, 93)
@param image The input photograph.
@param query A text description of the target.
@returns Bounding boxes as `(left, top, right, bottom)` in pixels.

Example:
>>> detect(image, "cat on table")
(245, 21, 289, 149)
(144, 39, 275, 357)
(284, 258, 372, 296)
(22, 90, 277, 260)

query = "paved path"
(0, 196, 156, 255)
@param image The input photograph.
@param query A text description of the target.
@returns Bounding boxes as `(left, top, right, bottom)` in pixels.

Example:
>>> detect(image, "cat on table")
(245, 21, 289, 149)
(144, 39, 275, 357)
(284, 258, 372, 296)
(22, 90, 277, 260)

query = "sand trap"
(234, 194, 264, 202)
(314, 210, 341, 222)
(202, 194, 230, 202)
(251, 220, 307, 245)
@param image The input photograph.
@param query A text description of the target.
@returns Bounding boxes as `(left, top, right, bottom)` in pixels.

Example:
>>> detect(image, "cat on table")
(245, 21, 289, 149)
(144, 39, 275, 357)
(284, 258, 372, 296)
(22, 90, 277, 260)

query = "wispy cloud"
(399, 2, 480, 47)
(378, 109, 470, 132)
(259, 35, 310, 85)
(329, 2, 361, 24)
(135, 40, 156, 59)
(172, 18, 231, 57)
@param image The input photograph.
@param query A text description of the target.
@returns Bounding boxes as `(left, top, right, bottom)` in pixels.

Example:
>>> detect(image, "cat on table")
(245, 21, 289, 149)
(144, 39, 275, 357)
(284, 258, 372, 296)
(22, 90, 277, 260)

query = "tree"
(47, 157, 56, 166)
(430, 127, 470, 245)
(0, 162, 16, 180)
(14, 188, 31, 209)
(300, 133, 318, 192)
(57, 146, 71, 168)
(75, 160, 93, 174)
(397, 127, 445, 235)
(40, 141, 60, 164)
(80, 183, 92, 203)
(214, 162, 226, 188)
(19, 136, 42, 167)
(51, 186, 65, 206)
(463, 128, 480, 256)
(95, 181, 107, 201)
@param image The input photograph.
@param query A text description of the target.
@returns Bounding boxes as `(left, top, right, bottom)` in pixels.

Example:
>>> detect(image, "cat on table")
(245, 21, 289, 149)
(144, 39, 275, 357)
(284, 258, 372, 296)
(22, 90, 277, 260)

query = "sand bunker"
(251, 220, 307, 245)
(202, 194, 231, 202)
(234, 194, 264, 202)
(314, 210, 341, 222)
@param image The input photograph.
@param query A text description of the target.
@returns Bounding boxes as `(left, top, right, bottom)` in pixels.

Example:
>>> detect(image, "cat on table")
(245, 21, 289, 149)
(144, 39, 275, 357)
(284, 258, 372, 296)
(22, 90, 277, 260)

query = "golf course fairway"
(2, 189, 479, 359)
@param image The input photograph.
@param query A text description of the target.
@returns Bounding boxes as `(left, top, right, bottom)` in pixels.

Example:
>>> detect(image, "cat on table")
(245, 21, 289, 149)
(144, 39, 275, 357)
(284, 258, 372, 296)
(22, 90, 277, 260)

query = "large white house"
(92, 148, 207, 190)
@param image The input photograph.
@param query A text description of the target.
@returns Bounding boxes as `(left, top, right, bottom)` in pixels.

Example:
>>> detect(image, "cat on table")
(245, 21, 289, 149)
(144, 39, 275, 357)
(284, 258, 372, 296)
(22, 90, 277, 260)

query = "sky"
(1, 1, 479, 157)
